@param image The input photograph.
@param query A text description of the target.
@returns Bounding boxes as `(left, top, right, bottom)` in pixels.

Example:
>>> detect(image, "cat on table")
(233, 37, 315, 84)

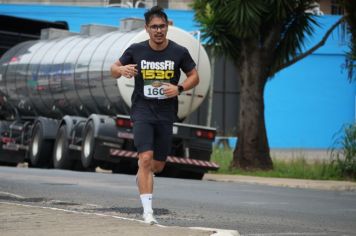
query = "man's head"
(144, 6, 168, 46)
(144, 6, 168, 25)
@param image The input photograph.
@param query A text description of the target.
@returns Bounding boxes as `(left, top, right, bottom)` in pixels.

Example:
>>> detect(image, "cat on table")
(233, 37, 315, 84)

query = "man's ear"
(145, 24, 148, 33)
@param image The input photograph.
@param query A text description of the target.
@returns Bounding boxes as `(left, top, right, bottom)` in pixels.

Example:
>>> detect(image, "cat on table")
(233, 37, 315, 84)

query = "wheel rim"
(32, 131, 39, 157)
(83, 129, 93, 159)
(55, 133, 64, 162)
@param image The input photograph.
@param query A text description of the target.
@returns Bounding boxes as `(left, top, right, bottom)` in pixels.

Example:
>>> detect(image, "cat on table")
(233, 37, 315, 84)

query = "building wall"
(318, 0, 344, 15)
(0, 0, 346, 13)
(265, 54, 355, 148)
(319, 0, 332, 14)
(168, 0, 192, 10)
(0, 0, 193, 9)
(0, 0, 107, 6)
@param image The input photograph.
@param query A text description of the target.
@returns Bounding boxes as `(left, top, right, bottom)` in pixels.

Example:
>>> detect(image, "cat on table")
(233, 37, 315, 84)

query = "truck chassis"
(0, 113, 219, 179)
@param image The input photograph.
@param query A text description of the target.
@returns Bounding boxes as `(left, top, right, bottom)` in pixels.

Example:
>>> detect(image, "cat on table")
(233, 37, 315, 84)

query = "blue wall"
(265, 55, 356, 148)
(0, 4, 197, 32)
(265, 16, 355, 148)
(1, 4, 355, 149)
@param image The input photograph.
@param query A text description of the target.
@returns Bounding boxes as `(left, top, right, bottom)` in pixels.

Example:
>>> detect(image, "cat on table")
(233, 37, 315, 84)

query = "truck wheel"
(29, 123, 52, 168)
(53, 125, 73, 169)
(81, 121, 97, 169)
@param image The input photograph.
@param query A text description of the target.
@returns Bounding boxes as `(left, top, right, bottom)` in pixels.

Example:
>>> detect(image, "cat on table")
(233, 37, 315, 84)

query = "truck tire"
(53, 125, 73, 169)
(81, 121, 97, 169)
(29, 122, 52, 168)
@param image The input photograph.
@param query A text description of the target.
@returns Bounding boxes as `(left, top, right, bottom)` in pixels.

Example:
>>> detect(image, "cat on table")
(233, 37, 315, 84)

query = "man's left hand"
(162, 83, 179, 98)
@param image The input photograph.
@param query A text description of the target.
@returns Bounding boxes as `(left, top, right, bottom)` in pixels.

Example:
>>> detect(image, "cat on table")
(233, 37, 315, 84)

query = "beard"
(152, 33, 165, 44)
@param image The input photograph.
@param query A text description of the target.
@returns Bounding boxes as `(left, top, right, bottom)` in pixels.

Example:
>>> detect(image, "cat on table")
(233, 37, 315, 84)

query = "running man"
(110, 6, 199, 224)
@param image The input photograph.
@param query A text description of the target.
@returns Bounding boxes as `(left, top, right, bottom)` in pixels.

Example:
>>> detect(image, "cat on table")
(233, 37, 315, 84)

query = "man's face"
(145, 16, 168, 45)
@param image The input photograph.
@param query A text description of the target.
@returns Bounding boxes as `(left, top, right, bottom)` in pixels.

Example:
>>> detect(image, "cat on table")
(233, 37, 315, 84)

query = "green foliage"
(274, 4, 319, 70)
(191, 0, 320, 75)
(330, 124, 356, 179)
(211, 147, 347, 180)
(343, 0, 356, 81)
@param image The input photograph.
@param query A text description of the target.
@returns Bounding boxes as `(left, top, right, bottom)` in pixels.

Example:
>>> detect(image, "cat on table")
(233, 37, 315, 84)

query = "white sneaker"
(143, 212, 158, 225)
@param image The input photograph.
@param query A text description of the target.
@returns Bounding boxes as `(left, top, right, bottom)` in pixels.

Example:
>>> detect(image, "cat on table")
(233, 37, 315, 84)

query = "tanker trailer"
(0, 22, 219, 179)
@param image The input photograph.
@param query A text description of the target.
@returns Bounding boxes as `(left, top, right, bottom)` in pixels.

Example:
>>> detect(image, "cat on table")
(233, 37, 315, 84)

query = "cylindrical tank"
(0, 25, 211, 119)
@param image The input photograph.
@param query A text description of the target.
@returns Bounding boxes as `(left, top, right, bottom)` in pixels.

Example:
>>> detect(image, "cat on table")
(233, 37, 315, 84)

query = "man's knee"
(138, 151, 153, 170)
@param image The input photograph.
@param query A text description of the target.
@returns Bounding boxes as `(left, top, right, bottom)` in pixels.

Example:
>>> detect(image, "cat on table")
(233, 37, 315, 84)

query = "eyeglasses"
(148, 24, 167, 31)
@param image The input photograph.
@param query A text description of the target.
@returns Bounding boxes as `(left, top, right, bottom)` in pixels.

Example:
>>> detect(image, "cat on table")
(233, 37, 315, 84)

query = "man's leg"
(137, 151, 158, 224)
(136, 155, 167, 225)
(133, 122, 158, 224)
(137, 154, 165, 219)
(152, 160, 166, 174)
(134, 122, 171, 224)
(137, 150, 154, 195)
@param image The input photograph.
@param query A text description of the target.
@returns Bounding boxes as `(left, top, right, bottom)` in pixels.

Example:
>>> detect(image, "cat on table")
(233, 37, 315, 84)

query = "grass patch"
(210, 148, 348, 181)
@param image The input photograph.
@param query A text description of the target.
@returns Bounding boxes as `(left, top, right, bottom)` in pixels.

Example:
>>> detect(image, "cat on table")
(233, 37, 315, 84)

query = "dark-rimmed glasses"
(148, 24, 167, 31)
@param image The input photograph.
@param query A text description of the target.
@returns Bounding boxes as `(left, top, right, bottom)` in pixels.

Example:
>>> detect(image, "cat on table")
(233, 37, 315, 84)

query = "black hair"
(144, 6, 168, 25)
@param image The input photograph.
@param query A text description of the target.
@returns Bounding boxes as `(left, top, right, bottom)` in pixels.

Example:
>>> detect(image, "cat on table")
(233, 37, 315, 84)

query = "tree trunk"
(231, 43, 273, 170)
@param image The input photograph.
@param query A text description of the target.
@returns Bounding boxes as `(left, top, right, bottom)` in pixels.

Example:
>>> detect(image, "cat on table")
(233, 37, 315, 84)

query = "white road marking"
(191, 227, 240, 236)
(242, 233, 327, 236)
(85, 203, 102, 207)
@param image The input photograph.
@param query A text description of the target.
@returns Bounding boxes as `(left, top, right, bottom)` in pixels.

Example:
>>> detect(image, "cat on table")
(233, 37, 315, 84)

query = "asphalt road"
(0, 166, 355, 236)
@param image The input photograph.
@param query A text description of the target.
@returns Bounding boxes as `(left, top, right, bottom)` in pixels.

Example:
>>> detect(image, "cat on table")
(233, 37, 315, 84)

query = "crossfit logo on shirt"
(141, 60, 175, 80)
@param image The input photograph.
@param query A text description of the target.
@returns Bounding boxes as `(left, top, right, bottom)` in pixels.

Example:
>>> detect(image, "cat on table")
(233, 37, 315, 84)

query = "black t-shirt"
(119, 40, 196, 123)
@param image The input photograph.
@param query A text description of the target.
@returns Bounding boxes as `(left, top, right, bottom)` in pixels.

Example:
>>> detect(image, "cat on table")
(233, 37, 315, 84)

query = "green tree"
(192, 0, 345, 170)
(343, 0, 356, 81)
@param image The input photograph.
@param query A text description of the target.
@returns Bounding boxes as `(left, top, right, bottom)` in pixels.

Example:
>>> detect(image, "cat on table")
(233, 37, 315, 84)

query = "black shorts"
(133, 121, 173, 161)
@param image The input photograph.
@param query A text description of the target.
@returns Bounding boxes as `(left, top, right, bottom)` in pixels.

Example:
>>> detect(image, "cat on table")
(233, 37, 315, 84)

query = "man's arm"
(110, 60, 137, 79)
(180, 68, 199, 92)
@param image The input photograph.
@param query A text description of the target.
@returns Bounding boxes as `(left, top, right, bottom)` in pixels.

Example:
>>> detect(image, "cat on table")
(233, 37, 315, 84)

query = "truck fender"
(58, 115, 87, 140)
(81, 114, 117, 169)
(85, 114, 117, 139)
(33, 117, 60, 140)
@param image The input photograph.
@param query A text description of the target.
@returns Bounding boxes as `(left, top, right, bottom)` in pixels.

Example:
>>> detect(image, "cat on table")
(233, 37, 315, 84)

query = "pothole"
(0, 195, 46, 203)
(91, 207, 171, 216)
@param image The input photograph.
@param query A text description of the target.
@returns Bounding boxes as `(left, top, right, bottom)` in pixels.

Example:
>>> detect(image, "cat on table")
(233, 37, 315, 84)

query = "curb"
(204, 174, 356, 191)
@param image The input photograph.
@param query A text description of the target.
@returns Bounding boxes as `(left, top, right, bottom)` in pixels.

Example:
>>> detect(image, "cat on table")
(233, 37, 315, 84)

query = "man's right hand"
(111, 61, 137, 79)
(119, 64, 138, 78)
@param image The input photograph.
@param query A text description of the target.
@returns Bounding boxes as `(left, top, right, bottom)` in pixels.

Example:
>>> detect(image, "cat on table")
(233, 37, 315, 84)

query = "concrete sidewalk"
(0, 202, 238, 236)
(204, 173, 356, 191)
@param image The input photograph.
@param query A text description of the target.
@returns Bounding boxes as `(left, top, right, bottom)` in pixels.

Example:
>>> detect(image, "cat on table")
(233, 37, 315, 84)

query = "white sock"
(140, 194, 153, 214)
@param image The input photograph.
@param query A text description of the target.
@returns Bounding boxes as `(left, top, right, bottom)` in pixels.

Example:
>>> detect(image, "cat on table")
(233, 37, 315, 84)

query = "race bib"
(143, 80, 168, 99)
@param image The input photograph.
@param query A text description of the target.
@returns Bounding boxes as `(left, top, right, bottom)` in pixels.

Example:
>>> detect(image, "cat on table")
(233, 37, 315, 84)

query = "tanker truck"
(0, 20, 219, 179)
